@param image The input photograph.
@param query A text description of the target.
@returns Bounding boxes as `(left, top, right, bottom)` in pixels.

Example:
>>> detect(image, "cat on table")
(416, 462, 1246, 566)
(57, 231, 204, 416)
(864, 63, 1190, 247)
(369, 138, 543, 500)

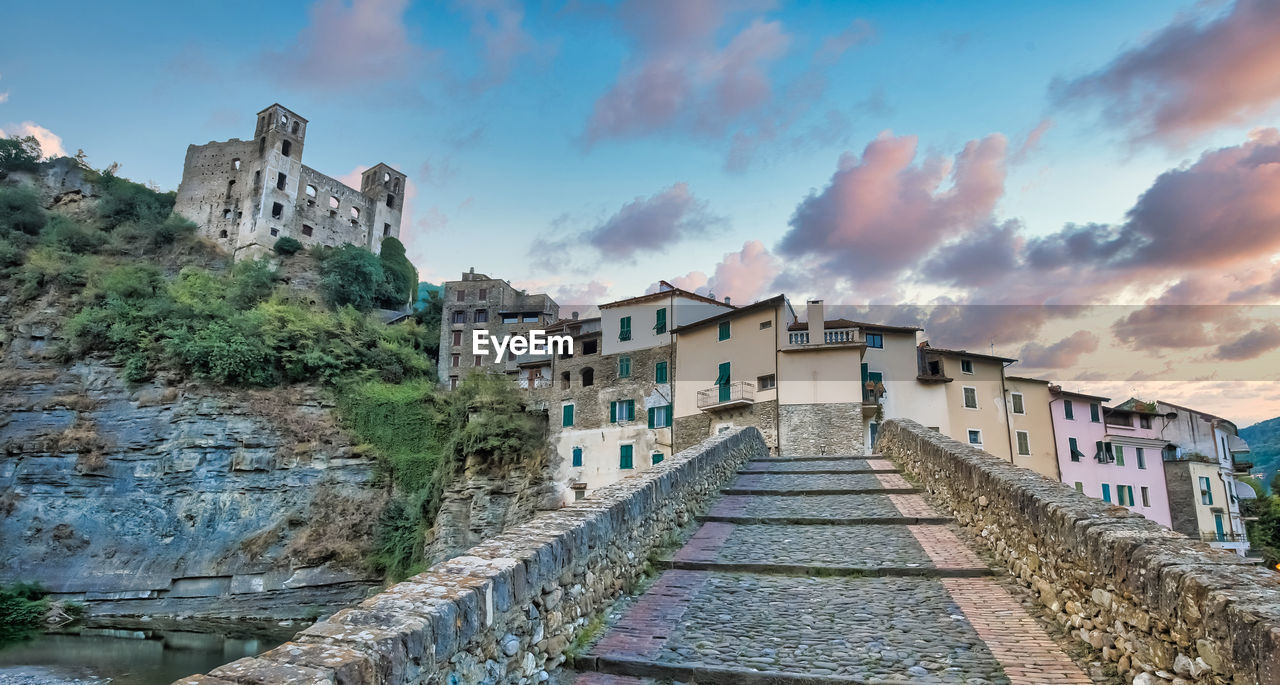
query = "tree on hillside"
(0, 136, 42, 175)
(320, 244, 384, 311)
(377, 237, 417, 309)
(414, 289, 442, 363)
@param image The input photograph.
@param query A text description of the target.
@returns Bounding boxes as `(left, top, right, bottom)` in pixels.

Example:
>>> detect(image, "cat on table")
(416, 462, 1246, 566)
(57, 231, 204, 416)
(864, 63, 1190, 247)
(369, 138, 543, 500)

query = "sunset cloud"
(1019, 332, 1099, 369)
(1053, 0, 1280, 145)
(0, 121, 66, 158)
(262, 0, 430, 89)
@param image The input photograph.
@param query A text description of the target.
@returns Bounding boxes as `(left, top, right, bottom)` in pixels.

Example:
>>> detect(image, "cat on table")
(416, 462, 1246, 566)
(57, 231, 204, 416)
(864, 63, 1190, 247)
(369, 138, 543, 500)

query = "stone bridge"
(177, 421, 1280, 685)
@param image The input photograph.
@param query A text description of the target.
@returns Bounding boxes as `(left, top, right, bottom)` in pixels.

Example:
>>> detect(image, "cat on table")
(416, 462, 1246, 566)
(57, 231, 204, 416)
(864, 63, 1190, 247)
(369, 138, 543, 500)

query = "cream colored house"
(917, 344, 1020, 461)
(1003, 376, 1060, 479)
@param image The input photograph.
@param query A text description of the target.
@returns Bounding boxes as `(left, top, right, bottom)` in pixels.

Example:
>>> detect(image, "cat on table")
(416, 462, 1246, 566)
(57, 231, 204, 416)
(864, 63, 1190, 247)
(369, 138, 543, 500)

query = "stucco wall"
(877, 418, 1280, 685)
(176, 427, 766, 685)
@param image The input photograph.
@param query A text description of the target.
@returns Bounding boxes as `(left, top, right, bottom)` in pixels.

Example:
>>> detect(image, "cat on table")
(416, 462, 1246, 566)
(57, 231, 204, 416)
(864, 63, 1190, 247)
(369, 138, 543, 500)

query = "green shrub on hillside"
(94, 172, 175, 231)
(0, 186, 47, 235)
(0, 136, 43, 175)
(274, 236, 303, 256)
(320, 244, 383, 311)
(378, 237, 416, 308)
(42, 215, 108, 254)
(0, 582, 49, 644)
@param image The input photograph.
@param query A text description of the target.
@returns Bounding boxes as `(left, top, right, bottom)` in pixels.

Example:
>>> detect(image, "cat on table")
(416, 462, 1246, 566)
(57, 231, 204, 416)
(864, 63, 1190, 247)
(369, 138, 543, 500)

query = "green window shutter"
(620, 444, 633, 469)
(619, 356, 631, 378)
(562, 404, 574, 427)
(572, 447, 583, 467)
(647, 407, 656, 429)
(619, 316, 631, 341)
(1095, 440, 1104, 459)
(1114, 445, 1124, 466)
(627, 400, 635, 420)
(861, 362, 869, 384)
(655, 361, 668, 384)
(1064, 400, 1074, 420)
(718, 320, 731, 341)
(651, 452, 663, 465)
(655, 308, 667, 334)
(609, 401, 617, 423)
(715, 362, 731, 386)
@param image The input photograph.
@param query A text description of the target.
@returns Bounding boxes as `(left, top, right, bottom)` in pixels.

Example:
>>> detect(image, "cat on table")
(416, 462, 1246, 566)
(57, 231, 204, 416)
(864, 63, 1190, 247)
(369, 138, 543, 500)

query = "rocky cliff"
(0, 304, 388, 618)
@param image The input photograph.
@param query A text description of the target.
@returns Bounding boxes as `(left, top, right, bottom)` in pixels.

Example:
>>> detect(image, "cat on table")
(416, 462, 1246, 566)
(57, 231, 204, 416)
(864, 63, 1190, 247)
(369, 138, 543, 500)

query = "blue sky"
(5, 0, 1280, 421)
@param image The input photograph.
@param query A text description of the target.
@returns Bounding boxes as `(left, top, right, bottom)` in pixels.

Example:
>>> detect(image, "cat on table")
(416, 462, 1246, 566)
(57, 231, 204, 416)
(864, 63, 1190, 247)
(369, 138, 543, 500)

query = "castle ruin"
(174, 104, 405, 260)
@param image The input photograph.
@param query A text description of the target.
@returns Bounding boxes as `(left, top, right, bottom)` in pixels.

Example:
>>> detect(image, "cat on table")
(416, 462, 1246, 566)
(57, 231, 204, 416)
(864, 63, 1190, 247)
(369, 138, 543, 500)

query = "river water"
(0, 618, 303, 685)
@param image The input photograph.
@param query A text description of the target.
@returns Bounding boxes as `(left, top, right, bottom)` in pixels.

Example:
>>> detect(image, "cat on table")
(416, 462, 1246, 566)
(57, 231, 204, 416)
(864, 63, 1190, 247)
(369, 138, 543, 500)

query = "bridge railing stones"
(876, 418, 1280, 685)
(174, 426, 766, 685)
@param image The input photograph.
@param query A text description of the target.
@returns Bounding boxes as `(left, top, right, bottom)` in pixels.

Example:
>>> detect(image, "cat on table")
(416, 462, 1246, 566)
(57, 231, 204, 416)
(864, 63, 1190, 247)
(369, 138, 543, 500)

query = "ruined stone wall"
(779, 402, 863, 456)
(177, 427, 766, 685)
(877, 419, 1280, 685)
(674, 399, 778, 455)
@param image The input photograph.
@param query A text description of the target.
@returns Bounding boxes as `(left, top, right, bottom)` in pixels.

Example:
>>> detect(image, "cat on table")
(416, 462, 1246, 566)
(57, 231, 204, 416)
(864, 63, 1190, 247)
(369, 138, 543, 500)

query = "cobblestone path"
(564, 453, 1095, 684)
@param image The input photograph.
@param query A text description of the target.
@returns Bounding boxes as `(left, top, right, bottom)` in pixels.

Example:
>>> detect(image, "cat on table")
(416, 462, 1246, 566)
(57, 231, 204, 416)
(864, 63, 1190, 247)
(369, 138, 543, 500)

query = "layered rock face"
(0, 322, 387, 618)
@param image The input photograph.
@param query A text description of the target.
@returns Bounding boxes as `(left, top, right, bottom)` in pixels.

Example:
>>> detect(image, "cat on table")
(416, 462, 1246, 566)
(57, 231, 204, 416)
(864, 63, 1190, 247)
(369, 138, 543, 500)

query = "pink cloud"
(453, 0, 551, 88)
(262, 0, 429, 88)
(0, 121, 66, 158)
(1019, 332, 1099, 369)
(816, 19, 874, 64)
(778, 131, 1007, 286)
(1053, 0, 1280, 144)
(660, 240, 780, 305)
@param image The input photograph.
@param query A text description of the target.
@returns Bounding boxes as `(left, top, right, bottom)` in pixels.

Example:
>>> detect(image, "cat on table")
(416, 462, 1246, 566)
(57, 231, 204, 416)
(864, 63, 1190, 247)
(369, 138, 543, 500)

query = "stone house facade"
(438, 268, 559, 388)
(174, 104, 405, 260)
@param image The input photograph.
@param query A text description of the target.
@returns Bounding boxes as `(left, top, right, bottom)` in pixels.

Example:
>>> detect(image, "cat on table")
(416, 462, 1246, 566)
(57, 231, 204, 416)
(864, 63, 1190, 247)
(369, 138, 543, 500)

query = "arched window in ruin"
(231, 158, 241, 171)
(305, 184, 317, 198)
(350, 206, 360, 220)
(281, 140, 292, 157)
(329, 195, 340, 210)
(225, 179, 236, 198)
(581, 367, 594, 387)
(386, 193, 396, 209)
(291, 121, 300, 135)
(259, 137, 265, 154)
(393, 178, 401, 192)
(219, 229, 228, 238)
(561, 371, 571, 389)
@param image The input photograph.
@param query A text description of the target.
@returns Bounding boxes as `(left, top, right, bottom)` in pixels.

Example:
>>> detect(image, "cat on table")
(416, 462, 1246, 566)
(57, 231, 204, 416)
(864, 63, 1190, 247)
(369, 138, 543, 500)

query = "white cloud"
(0, 121, 66, 158)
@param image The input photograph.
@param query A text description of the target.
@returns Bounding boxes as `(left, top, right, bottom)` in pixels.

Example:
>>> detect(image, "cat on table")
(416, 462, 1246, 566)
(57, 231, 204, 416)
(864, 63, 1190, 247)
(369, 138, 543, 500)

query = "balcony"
(698, 381, 756, 410)
(1200, 532, 1248, 543)
(786, 327, 862, 347)
(518, 377, 552, 390)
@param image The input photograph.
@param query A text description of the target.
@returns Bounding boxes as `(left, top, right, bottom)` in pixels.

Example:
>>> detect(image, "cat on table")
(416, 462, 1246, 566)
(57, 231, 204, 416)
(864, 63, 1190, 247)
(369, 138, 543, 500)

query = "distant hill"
(1240, 416, 1280, 493)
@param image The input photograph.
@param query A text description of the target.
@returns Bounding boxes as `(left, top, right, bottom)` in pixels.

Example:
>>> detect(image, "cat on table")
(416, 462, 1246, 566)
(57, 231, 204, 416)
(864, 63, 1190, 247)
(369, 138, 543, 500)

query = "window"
(648, 405, 671, 429)
(1101, 483, 1112, 503)
(1064, 400, 1074, 420)
(1011, 393, 1025, 414)
(478, 288, 487, 300)
(652, 452, 664, 465)
(502, 313, 519, 324)
(967, 429, 982, 445)
(1136, 447, 1146, 469)
(449, 376, 458, 390)
(655, 361, 668, 384)
(350, 206, 360, 221)
(223, 209, 233, 220)
(302, 224, 313, 237)
(456, 289, 466, 302)
(1114, 445, 1125, 466)
(452, 331, 462, 346)
(451, 354, 460, 368)
(1016, 430, 1030, 456)
(619, 316, 632, 341)
(451, 311, 466, 324)
(1140, 486, 1150, 507)
(1139, 415, 1152, 429)
(1199, 476, 1213, 505)
(386, 193, 396, 209)
(655, 308, 667, 334)
(226, 179, 236, 198)
(560, 371, 570, 390)
(219, 229, 228, 238)
(619, 444, 634, 470)
(961, 359, 974, 374)
(276, 172, 286, 190)
(581, 368, 594, 387)
(473, 355, 483, 367)
(259, 136, 266, 154)
(1090, 403, 1101, 423)
(715, 362, 731, 387)
(618, 356, 631, 378)
(232, 158, 242, 170)
(269, 227, 279, 237)
(718, 320, 731, 341)
(254, 170, 262, 188)
(562, 404, 574, 427)
(760, 320, 772, 329)
(522, 313, 539, 323)
(574, 488, 585, 501)
(866, 332, 883, 348)
(474, 309, 488, 323)
(1075, 482, 1084, 493)
(281, 140, 292, 157)
(582, 340, 598, 355)
(271, 202, 283, 219)
(329, 195, 340, 210)
(963, 386, 978, 409)
(1069, 437, 1083, 461)
(610, 399, 636, 422)
(1118, 485, 1134, 506)
(572, 447, 583, 467)
(383, 223, 391, 237)
(757, 374, 775, 390)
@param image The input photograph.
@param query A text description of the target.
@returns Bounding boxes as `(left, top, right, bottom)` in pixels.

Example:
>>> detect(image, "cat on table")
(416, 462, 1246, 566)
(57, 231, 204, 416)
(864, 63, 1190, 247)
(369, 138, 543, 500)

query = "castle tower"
(237, 104, 309, 256)
(360, 163, 406, 255)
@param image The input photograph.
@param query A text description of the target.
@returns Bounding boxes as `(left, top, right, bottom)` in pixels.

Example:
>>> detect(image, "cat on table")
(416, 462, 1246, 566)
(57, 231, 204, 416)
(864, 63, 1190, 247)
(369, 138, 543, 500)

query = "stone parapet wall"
(176, 426, 766, 685)
(779, 402, 863, 456)
(877, 419, 1280, 685)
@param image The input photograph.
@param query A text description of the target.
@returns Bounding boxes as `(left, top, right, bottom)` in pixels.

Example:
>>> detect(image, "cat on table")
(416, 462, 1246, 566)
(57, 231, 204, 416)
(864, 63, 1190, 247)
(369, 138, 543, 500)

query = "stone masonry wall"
(176, 427, 766, 685)
(674, 399, 778, 455)
(779, 402, 863, 456)
(877, 419, 1280, 685)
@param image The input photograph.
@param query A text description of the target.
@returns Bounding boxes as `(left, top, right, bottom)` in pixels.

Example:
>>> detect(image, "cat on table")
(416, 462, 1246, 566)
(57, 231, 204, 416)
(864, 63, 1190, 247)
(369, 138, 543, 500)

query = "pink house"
(1050, 387, 1172, 528)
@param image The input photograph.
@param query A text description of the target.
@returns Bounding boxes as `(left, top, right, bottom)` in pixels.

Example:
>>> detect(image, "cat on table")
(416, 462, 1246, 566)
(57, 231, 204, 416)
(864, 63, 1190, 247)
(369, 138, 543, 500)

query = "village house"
(438, 268, 559, 388)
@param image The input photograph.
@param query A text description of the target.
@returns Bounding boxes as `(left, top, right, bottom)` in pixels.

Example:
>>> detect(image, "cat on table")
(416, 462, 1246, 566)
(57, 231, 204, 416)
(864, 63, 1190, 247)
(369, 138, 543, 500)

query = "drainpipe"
(773, 303, 781, 456)
(1001, 360, 1015, 465)
(1047, 396, 1063, 482)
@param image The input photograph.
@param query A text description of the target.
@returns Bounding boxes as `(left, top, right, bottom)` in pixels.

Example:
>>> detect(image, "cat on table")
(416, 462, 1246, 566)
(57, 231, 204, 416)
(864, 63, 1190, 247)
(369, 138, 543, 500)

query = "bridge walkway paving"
(559, 454, 1096, 685)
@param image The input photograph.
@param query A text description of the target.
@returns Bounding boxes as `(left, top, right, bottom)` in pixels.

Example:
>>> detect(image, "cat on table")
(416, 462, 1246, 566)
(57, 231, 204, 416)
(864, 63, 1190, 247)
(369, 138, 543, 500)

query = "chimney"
(724, 296, 731, 305)
(572, 311, 579, 320)
(806, 300, 824, 344)
(708, 292, 715, 301)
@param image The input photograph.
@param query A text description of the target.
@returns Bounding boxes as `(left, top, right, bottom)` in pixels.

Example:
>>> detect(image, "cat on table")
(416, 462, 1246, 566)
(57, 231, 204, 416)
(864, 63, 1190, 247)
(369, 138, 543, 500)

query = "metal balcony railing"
(697, 381, 755, 409)
(1200, 532, 1248, 543)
